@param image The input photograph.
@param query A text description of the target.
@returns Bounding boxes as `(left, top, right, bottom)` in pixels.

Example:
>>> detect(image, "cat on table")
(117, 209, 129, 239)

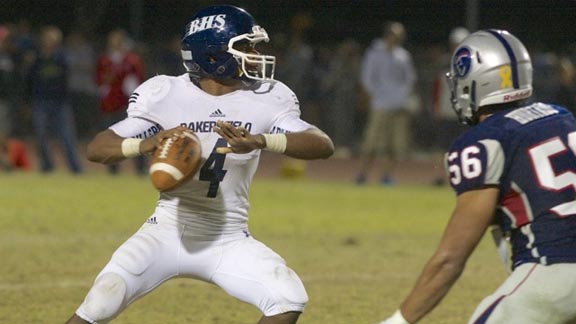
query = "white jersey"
(110, 74, 312, 238)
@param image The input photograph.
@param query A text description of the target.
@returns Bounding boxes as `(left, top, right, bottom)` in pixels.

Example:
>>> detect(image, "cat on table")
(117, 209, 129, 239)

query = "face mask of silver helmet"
(446, 29, 533, 125)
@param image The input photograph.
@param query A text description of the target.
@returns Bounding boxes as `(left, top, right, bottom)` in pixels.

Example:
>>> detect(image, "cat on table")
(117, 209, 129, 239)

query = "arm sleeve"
(125, 75, 171, 125)
(270, 108, 314, 134)
(448, 138, 505, 195)
(268, 86, 314, 134)
(108, 116, 162, 139)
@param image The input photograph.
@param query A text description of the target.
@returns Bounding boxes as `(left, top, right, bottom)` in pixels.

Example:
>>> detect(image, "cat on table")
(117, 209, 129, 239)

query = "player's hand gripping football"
(140, 126, 193, 154)
(214, 121, 266, 154)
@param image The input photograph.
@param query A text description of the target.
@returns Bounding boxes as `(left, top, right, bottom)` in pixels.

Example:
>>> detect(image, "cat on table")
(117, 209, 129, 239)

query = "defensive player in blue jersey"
(376, 30, 576, 324)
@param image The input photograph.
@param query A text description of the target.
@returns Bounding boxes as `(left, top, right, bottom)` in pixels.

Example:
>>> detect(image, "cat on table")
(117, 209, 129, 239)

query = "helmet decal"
(185, 14, 227, 37)
(498, 65, 513, 89)
(487, 29, 519, 89)
(453, 47, 472, 78)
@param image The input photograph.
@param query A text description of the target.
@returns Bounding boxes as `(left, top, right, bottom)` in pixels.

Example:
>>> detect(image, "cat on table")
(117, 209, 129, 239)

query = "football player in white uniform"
(65, 5, 333, 324)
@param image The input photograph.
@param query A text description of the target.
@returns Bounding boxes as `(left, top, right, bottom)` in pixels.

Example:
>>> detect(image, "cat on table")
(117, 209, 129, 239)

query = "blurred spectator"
(95, 29, 145, 175)
(429, 27, 469, 186)
(553, 56, 576, 114)
(153, 35, 184, 76)
(10, 19, 35, 72)
(0, 137, 31, 172)
(6, 20, 35, 136)
(13, 19, 34, 55)
(25, 26, 83, 174)
(276, 13, 315, 123)
(275, 13, 316, 178)
(65, 31, 98, 138)
(0, 25, 30, 172)
(532, 51, 558, 103)
(308, 45, 333, 143)
(355, 21, 416, 185)
(0, 26, 16, 142)
(323, 39, 362, 157)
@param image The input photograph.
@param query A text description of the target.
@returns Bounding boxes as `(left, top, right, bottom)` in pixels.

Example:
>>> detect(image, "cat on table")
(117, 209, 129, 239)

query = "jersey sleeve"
(446, 136, 506, 195)
(267, 83, 313, 134)
(125, 75, 172, 125)
(109, 116, 162, 139)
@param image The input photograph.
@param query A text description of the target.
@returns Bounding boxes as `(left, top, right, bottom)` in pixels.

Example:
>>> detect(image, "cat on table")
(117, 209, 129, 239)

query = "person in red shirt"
(95, 29, 146, 175)
(0, 137, 30, 171)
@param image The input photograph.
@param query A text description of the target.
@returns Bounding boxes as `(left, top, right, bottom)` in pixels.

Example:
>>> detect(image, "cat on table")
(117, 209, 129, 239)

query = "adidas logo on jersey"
(145, 216, 158, 224)
(209, 109, 226, 118)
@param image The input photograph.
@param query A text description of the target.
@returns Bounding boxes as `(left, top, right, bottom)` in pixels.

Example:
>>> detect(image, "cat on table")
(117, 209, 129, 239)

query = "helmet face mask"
(446, 30, 533, 125)
(181, 5, 276, 82)
(227, 26, 276, 80)
(445, 66, 478, 125)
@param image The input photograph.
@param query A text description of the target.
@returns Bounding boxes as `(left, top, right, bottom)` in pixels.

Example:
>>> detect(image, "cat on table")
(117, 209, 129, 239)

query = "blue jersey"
(447, 102, 576, 269)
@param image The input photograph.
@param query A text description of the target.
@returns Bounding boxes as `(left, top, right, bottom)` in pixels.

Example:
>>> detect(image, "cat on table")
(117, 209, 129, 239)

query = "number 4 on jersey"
(199, 138, 228, 197)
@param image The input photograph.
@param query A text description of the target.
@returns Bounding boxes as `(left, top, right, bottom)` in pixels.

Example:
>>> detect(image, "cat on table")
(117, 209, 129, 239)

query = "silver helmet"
(446, 29, 533, 125)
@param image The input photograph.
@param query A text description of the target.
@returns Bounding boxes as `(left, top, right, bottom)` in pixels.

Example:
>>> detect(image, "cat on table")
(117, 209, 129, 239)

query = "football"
(149, 132, 202, 192)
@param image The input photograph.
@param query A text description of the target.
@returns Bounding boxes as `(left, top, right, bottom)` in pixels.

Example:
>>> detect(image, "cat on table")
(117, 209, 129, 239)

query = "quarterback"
(376, 30, 576, 324)
(65, 5, 333, 324)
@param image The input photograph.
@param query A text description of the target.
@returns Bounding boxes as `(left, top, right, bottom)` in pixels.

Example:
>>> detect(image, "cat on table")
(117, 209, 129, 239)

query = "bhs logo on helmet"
(186, 14, 227, 36)
(453, 47, 472, 78)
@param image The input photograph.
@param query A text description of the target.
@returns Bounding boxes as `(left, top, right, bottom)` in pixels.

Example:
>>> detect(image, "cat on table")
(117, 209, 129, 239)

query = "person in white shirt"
(356, 21, 416, 185)
(64, 5, 333, 324)
(430, 27, 469, 186)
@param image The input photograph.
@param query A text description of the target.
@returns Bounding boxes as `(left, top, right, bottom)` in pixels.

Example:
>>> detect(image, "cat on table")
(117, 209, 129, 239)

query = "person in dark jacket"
(25, 25, 82, 173)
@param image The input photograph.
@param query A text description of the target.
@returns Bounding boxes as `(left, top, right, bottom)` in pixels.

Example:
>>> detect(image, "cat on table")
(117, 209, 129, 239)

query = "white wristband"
(262, 133, 287, 154)
(384, 310, 410, 324)
(121, 138, 143, 158)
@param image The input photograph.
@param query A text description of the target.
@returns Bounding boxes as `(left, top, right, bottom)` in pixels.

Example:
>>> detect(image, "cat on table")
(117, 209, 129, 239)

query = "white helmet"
(446, 29, 533, 125)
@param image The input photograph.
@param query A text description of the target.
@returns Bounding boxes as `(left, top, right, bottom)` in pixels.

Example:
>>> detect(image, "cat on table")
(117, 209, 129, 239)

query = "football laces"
(158, 138, 173, 159)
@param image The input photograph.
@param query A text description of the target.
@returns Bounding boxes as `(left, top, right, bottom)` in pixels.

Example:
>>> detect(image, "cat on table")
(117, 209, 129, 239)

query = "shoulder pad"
(250, 80, 300, 110)
(127, 75, 173, 118)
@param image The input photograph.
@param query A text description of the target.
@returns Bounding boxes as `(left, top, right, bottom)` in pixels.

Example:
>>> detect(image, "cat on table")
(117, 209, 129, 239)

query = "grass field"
(0, 171, 507, 324)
